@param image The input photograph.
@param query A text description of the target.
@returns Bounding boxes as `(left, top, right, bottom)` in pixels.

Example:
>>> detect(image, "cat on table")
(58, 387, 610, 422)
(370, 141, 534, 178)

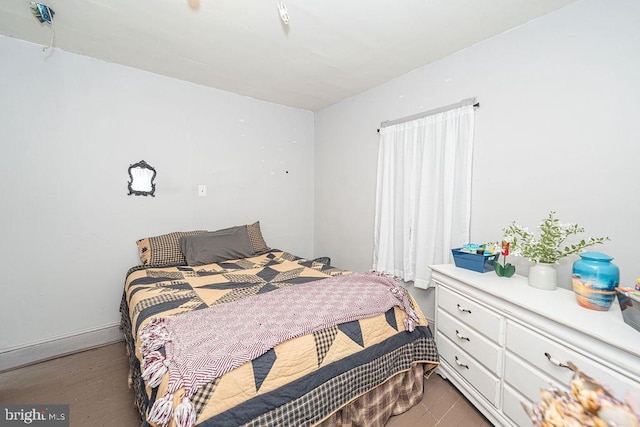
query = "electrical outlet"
(198, 185, 207, 197)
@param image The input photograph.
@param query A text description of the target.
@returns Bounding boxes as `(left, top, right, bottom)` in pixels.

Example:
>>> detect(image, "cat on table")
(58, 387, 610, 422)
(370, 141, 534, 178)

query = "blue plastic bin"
(451, 248, 498, 273)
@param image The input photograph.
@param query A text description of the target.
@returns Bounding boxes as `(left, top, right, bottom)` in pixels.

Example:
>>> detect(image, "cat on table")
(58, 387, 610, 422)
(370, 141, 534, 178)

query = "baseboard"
(0, 324, 124, 373)
(427, 316, 435, 328)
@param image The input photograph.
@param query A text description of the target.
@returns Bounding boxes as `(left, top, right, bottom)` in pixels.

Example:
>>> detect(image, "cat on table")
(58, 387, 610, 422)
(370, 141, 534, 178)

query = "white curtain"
(373, 100, 475, 289)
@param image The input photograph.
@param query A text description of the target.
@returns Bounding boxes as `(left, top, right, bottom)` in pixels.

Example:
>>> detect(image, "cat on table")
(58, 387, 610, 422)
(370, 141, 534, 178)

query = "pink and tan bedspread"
(120, 250, 438, 427)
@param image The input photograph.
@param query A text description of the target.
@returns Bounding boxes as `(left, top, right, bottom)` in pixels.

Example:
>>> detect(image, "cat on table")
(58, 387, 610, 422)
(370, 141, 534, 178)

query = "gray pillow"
(180, 225, 241, 256)
(181, 227, 255, 266)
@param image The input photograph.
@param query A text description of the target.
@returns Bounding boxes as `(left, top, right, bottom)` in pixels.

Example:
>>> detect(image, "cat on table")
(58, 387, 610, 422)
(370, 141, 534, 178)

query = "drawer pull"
(544, 352, 572, 370)
(455, 330, 470, 341)
(456, 304, 472, 314)
(454, 356, 469, 369)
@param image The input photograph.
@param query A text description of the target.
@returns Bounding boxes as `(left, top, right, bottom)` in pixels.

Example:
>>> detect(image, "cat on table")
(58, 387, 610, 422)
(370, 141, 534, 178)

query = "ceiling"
(0, 0, 577, 111)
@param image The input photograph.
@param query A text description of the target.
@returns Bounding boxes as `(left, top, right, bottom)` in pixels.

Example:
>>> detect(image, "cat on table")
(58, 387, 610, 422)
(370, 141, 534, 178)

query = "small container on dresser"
(451, 248, 498, 273)
(616, 287, 640, 333)
(571, 251, 619, 311)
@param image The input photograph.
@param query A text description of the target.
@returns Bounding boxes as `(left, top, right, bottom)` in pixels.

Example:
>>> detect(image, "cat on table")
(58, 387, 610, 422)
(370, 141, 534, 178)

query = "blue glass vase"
(571, 252, 619, 311)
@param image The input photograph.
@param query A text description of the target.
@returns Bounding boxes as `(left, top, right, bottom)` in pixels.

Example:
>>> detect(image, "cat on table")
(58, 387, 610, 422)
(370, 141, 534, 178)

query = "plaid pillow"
(137, 230, 206, 265)
(246, 221, 270, 253)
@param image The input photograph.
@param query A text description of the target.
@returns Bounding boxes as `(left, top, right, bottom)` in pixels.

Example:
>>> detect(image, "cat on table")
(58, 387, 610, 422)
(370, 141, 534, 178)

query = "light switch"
(198, 185, 207, 197)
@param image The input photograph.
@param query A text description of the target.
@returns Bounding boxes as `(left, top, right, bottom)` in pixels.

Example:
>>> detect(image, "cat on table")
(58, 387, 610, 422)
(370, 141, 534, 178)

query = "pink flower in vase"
(495, 240, 516, 278)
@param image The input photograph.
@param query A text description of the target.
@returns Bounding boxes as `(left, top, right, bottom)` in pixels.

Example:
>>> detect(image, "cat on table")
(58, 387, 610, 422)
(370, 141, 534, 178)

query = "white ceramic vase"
(528, 262, 558, 290)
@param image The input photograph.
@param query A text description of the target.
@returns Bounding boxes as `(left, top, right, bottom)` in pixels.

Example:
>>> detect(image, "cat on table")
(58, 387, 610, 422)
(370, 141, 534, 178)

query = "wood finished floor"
(0, 343, 492, 427)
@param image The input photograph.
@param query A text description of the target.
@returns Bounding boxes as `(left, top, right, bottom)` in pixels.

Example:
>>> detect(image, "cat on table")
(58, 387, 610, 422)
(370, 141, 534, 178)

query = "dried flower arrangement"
(526, 362, 640, 426)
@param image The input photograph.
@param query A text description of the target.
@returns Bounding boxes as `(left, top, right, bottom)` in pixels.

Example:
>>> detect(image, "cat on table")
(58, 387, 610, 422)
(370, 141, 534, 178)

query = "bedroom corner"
(0, 34, 315, 367)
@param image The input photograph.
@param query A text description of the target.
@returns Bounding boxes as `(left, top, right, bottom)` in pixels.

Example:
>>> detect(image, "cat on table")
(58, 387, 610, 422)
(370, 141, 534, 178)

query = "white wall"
(314, 0, 640, 317)
(0, 35, 314, 354)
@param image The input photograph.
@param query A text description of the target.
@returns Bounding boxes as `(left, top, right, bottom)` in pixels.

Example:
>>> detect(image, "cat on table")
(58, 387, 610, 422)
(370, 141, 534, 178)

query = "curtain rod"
(377, 97, 478, 133)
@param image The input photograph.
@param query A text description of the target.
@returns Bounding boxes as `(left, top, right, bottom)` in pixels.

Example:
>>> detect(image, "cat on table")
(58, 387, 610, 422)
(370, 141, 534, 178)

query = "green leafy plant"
(503, 211, 609, 264)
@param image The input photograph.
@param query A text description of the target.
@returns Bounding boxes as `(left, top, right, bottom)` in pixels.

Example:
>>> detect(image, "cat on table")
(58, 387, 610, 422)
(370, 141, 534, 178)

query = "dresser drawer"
(504, 352, 564, 402)
(437, 309, 502, 375)
(502, 384, 532, 427)
(506, 321, 638, 399)
(438, 334, 501, 406)
(438, 286, 504, 343)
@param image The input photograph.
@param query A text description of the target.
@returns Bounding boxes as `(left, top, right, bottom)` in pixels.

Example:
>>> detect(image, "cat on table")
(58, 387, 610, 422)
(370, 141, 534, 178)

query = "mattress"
(120, 250, 438, 426)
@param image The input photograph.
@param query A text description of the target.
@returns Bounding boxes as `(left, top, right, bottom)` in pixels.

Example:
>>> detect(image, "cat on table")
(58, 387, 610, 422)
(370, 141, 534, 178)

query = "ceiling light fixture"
(277, 1, 290, 25)
(30, 2, 56, 51)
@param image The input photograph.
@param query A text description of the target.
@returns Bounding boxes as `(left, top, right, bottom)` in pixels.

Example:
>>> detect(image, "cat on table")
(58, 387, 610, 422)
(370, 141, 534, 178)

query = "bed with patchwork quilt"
(120, 225, 438, 427)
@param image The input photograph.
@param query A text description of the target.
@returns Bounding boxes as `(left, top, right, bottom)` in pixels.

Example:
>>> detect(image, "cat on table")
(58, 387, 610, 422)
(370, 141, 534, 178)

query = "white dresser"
(431, 264, 640, 427)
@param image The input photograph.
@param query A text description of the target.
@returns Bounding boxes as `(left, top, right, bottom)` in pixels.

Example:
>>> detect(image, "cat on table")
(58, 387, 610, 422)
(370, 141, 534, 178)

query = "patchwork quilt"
(120, 251, 438, 427)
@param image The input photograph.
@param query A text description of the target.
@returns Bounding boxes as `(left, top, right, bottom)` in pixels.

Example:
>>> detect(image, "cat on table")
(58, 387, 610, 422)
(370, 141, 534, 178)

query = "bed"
(120, 223, 439, 427)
